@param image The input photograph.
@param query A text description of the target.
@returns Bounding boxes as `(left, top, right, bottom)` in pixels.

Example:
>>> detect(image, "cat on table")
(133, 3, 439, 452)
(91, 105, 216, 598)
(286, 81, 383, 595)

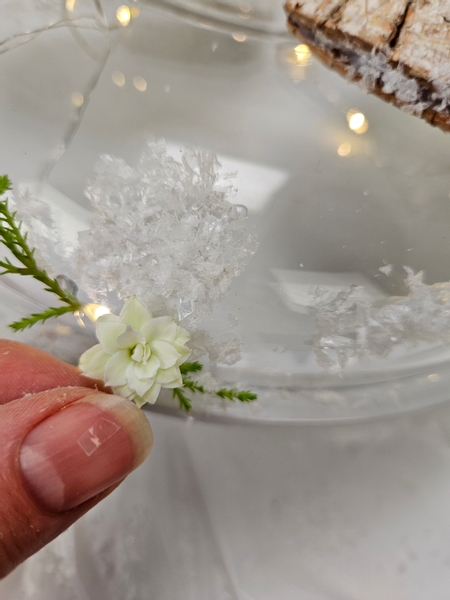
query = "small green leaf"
(236, 390, 258, 402)
(0, 176, 12, 195)
(216, 388, 236, 401)
(174, 367, 258, 412)
(182, 378, 205, 393)
(179, 361, 203, 375)
(9, 305, 80, 331)
(0, 187, 83, 330)
(172, 387, 192, 411)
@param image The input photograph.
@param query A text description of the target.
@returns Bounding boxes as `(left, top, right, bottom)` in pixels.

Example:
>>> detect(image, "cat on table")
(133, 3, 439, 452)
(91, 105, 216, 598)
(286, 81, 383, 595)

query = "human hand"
(0, 339, 153, 578)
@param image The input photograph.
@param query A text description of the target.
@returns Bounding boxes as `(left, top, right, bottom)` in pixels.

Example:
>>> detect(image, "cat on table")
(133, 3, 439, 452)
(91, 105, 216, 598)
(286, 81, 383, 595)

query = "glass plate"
(2, 0, 450, 422)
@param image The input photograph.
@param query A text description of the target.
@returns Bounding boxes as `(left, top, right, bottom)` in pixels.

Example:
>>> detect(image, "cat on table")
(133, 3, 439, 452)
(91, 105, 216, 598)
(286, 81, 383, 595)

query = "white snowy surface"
(3, 408, 450, 599)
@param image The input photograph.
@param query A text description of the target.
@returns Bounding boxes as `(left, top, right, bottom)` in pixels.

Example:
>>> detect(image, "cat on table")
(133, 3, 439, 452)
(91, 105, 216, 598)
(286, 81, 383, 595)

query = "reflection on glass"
(272, 269, 386, 315)
(130, 5, 141, 18)
(337, 142, 351, 156)
(427, 373, 440, 382)
(133, 76, 147, 91)
(112, 71, 126, 87)
(231, 32, 247, 42)
(71, 92, 84, 107)
(278, 43, 312, 83)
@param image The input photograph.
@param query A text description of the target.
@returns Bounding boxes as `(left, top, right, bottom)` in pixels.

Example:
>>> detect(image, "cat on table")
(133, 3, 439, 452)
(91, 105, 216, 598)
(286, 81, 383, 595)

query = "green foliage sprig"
(173, 361, 257, 412)
(0, 176, 83, 331)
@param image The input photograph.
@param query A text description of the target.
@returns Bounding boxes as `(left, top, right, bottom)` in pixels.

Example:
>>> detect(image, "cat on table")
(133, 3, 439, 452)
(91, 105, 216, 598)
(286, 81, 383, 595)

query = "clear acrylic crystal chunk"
(178, 297, 194, 321)
(55, 274, 78, 297)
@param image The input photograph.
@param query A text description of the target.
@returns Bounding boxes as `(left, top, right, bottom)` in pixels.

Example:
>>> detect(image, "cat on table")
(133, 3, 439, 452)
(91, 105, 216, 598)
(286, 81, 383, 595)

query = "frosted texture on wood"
(286, 0, 450, 130)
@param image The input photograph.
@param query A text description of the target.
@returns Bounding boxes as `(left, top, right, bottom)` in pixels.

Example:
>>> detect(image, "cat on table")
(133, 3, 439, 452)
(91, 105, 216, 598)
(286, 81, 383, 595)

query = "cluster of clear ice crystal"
(309, 268, 450, 369)
(74, 142, 258, 331)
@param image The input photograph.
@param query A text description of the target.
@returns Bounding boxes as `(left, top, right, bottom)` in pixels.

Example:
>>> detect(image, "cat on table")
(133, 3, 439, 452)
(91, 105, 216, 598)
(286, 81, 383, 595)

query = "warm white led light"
(346, 109, 369, 134)
(116, 5, 131, 26)
(71, 92, 84, 107)
(84, 304, 111, 322)
(294, 44, 311, 65)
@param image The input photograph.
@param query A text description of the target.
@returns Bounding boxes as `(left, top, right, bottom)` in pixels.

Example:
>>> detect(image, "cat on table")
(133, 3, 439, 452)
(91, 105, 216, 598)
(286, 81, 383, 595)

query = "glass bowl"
(2, 0, 450, 422)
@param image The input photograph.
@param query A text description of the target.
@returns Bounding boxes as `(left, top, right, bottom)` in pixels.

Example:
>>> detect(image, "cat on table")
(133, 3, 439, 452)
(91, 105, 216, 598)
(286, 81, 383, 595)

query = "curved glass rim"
(143, 392, 450, 426)
(142, 0, 293, 41)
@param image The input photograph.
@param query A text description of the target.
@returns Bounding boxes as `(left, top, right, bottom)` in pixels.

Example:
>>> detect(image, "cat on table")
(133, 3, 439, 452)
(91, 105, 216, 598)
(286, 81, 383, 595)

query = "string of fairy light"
(66, 2, 370, 160)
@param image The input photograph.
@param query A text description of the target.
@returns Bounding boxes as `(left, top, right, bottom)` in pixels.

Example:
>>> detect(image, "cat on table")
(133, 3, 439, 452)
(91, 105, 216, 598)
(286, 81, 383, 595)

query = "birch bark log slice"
(285, 0, 450, 132)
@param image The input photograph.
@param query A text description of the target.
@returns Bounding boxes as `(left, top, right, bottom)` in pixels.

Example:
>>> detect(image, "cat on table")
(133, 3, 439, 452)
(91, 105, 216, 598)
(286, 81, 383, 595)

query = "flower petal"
(120, 296, 152, 330)
(97, 313, 120, 324)
(104, 350, 130, 386)
(133, 354, 160, 380)
(175, 325, 191, 345)
(155, 366, 182, 387)
(79, 344, 109, 379)
(139, 383, 162, 406)
(116, 325, 144, 349)
(133, 396, 147, 408)
(96, 320, 127, 354)
(174, 343, 192, 367)
(131, 343, 144, 362)
(127, 374, 154, 397)
(111, 383, 135, 402)
(141, 316, 177, 343)
(149, 339, 181, 369)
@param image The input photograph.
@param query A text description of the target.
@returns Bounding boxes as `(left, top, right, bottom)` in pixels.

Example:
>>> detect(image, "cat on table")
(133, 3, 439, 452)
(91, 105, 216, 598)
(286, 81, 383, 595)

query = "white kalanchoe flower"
(79, 296, 191, 407)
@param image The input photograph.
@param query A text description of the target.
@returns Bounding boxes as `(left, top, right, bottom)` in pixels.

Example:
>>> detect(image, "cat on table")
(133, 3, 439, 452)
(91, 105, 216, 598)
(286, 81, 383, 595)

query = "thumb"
(0, 386, 152, 578)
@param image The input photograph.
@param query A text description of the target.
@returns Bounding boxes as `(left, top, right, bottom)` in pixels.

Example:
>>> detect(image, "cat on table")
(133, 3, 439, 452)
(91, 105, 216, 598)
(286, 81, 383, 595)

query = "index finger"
(0, 339, 107, 405)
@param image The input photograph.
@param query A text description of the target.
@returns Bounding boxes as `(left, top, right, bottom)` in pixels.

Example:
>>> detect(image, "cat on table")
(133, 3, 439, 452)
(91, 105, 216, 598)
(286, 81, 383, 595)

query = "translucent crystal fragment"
(309, 268, 450, 368)
(55, 275, 79, 297)
(178, 297, 194, 321)
(228, 204, 248, 221)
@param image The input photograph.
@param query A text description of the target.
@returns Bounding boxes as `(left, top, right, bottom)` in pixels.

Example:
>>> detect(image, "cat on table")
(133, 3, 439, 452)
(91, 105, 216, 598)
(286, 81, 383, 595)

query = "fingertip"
(0, 377, 152, 576)
(0, 339, 107, 404)
(19, 392, 153, 513)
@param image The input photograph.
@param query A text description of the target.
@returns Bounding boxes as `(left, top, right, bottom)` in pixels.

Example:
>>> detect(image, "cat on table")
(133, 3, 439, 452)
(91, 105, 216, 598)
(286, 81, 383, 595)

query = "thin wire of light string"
(38, 0, 112, 191)
(0, 1, 116, 193)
